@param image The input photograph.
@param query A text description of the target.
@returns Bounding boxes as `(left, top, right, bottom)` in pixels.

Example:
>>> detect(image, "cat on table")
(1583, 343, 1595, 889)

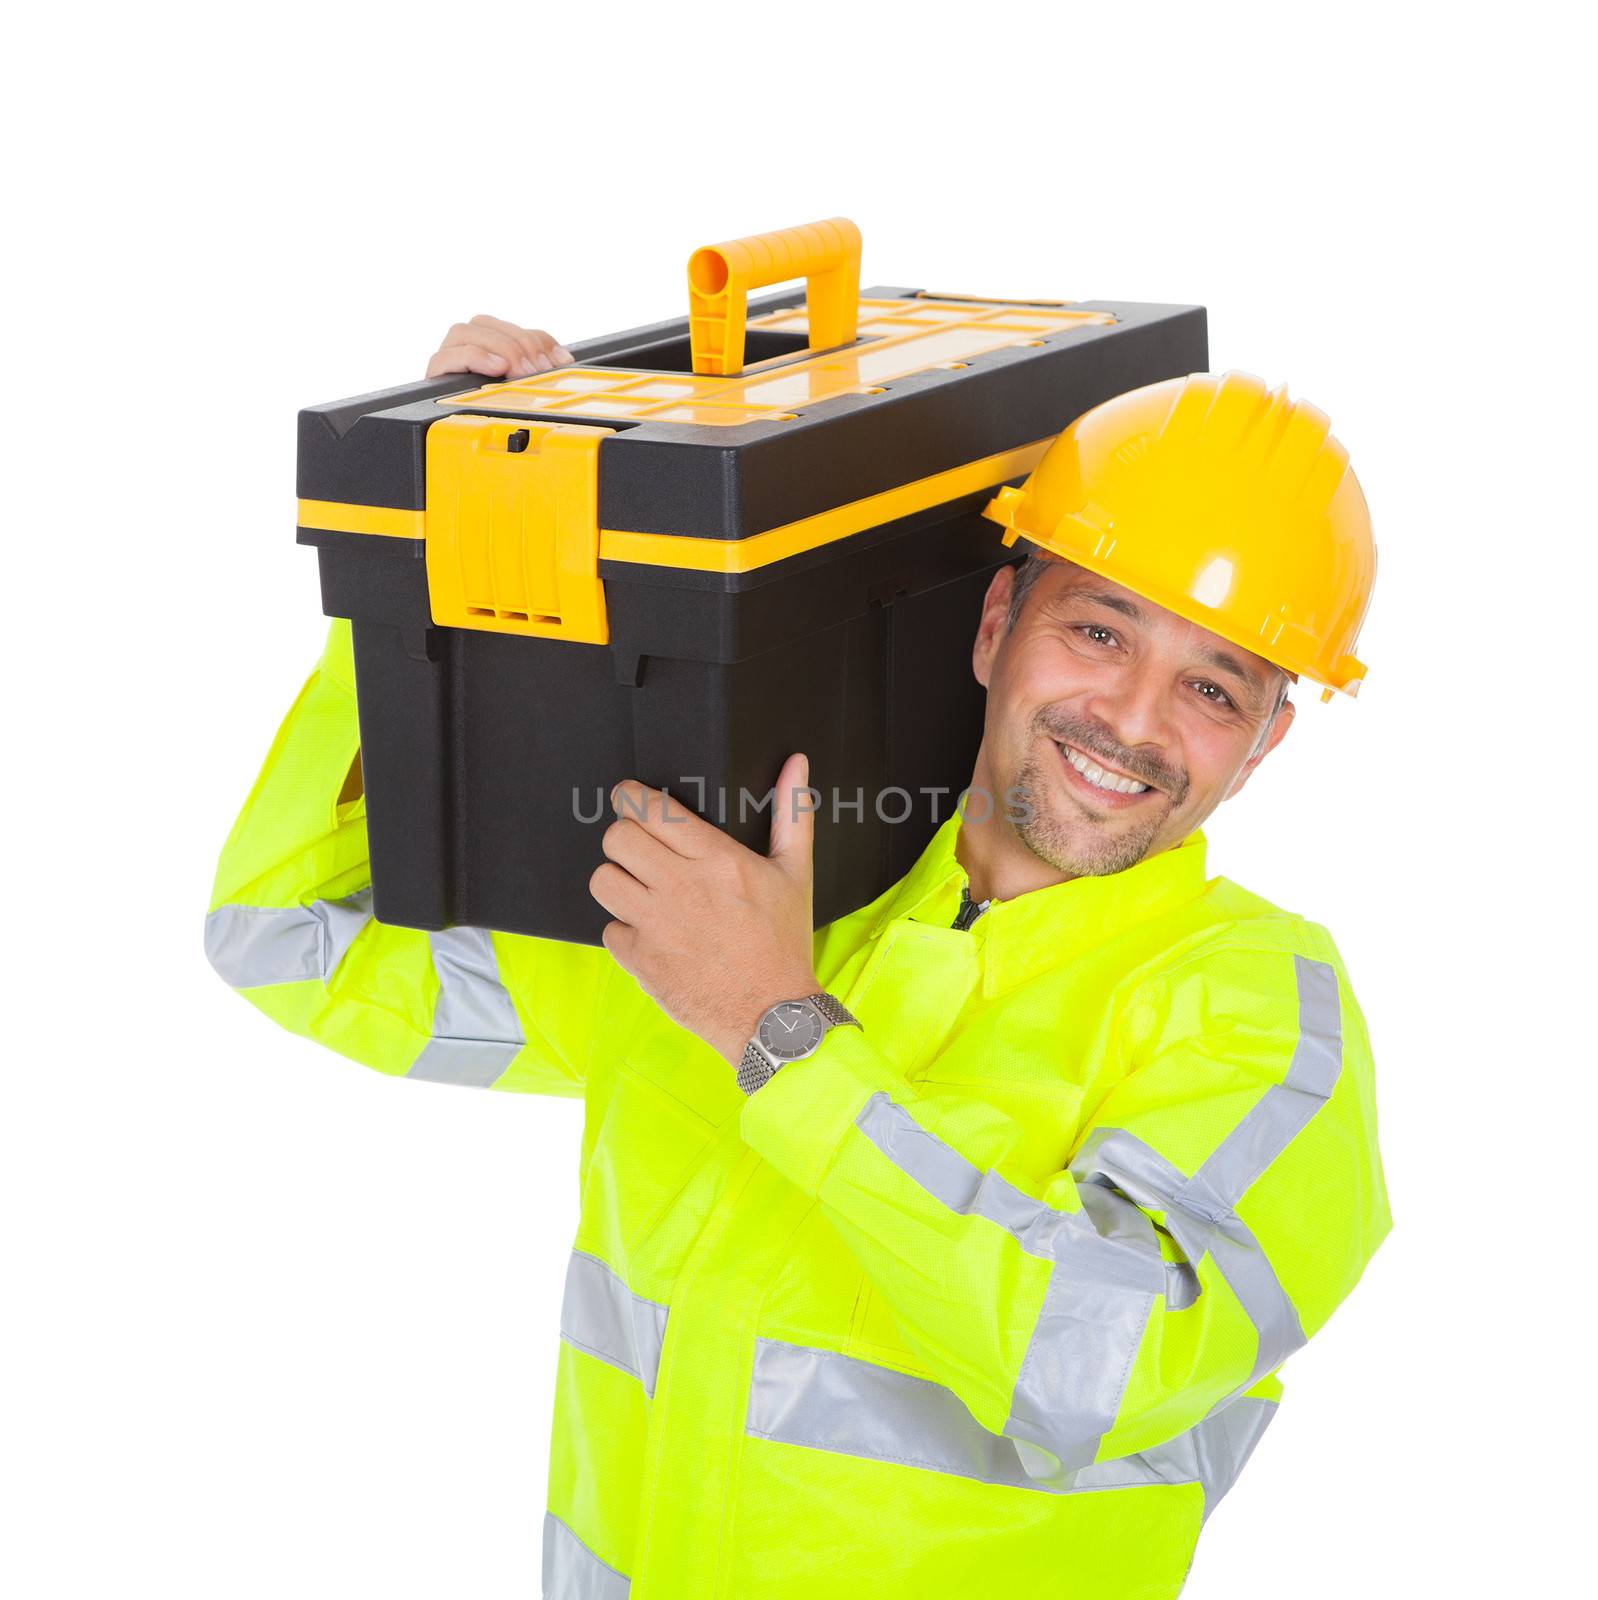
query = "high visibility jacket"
(206, 621, 1391, 1600)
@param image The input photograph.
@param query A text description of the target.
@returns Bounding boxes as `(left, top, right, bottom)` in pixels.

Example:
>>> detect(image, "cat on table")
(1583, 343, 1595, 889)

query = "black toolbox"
(296, 220, 1207, 944)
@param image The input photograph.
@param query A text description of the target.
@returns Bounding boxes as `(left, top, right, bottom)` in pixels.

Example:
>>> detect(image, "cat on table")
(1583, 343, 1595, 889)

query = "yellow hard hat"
(982, 371, 1375, 700)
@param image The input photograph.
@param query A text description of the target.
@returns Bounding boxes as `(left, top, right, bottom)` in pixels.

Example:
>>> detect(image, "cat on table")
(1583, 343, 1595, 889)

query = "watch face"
(758, 1001, 825, 1062)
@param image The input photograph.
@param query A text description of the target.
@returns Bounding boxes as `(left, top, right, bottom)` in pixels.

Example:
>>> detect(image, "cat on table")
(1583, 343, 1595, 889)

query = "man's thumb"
(770, 752, 816, 876)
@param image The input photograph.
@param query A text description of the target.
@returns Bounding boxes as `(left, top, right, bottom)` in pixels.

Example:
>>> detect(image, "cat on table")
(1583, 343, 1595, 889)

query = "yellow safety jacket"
(206, 621, 1391, 1600)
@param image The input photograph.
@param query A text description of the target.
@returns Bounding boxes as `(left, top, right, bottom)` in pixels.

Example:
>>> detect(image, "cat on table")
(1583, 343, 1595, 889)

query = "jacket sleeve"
(738, 933, 1391, 1481)
(204, 619, 612, 1095)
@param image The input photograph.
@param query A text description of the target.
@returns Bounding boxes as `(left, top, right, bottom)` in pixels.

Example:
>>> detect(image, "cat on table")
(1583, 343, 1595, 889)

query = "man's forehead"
(1035, 555, 1281, 696)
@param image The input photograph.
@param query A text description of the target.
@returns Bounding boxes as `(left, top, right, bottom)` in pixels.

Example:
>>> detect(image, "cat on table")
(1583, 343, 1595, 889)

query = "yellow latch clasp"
(424, 415, 613, 645)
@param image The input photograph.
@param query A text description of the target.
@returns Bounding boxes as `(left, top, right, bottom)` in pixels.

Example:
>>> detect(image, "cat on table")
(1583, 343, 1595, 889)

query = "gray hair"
(1004, 551, 1055, 631)
(1250, 672, 1292, 758)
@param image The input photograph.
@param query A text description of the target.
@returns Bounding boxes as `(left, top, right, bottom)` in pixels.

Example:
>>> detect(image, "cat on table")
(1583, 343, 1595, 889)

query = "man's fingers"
(426, 343, 511, 379)
(468, 316, 552, 373)
(426, 322, 537, 378)
(599, 919, 637, 965)
(426, 316, 576, 380)
(443, 320, 542, 374)
(769, 752, 816, 880)
(610, 780, 719, 858)
(588, 860, 650, 923)
(468, 315, 574, 369)
(601, 817, 677, 887)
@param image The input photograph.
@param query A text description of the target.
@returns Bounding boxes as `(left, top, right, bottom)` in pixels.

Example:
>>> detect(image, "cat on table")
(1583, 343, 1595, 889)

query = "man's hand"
(591, 754, 822, 1067)
(425, 314, 575, 379)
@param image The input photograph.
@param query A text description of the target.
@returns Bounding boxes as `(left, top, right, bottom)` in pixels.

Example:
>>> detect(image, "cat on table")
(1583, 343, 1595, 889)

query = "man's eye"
(1191, 680, 1233, 707)
(1077, 624, 1118, 646)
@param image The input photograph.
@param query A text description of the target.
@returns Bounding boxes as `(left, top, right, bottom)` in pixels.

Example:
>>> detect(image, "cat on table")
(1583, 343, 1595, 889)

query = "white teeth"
(1063, 745, 1149, 795)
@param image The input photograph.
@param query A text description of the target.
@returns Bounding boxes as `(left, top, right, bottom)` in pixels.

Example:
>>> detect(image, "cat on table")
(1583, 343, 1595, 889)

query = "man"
(206, 316, 1390, 1599)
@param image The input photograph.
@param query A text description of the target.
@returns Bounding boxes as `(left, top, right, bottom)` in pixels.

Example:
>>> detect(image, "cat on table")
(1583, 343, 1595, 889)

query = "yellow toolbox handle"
(687, 218, 862, 376)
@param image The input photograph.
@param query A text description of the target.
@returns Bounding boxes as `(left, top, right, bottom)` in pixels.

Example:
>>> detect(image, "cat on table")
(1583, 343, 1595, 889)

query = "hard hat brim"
(985, 498, 1367, 701)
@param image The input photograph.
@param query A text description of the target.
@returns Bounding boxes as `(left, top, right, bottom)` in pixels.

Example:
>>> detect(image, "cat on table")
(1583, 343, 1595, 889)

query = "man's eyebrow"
(1196, 645, 1269, 701)
(1052, 587, 1147, 622)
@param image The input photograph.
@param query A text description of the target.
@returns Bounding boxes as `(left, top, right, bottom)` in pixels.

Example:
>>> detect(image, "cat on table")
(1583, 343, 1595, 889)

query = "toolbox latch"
(425, 415, 613, 645)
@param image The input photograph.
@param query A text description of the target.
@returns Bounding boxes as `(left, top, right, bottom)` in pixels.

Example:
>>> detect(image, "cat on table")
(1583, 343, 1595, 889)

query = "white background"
(5, 3, 1591, 1594)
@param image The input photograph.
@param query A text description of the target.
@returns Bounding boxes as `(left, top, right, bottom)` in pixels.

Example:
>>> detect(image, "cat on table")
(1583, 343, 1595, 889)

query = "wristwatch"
(736, 993, 861, 1095)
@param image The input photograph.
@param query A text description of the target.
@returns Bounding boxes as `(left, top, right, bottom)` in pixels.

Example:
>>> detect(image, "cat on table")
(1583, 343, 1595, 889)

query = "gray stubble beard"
(1008, 748, 1172, 878)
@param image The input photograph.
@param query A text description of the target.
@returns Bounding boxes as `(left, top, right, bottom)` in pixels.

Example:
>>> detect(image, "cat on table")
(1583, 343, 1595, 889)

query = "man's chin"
(1022, 823, 1160, 877)
(1011, 781, 1171, 878)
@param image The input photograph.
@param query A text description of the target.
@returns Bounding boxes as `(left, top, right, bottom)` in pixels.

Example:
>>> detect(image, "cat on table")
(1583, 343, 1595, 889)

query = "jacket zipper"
(951, 884, 991, 931)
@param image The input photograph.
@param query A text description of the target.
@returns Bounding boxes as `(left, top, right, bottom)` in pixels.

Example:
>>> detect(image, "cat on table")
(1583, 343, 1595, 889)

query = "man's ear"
(973, 565, 1016, 688)
(1225, 696, 1296, 800)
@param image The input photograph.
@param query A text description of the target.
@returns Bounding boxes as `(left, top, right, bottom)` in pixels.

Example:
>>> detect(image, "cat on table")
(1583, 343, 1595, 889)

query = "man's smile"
(1053, 739, 1164, 809)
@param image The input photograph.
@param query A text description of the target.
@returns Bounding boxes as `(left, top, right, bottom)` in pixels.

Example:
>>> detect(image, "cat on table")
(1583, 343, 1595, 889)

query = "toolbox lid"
(297, 221, 1208, 585)
(439, 295, 1117, 428)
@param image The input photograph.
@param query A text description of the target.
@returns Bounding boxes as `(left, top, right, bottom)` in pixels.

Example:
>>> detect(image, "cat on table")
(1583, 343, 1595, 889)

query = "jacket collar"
(870, 810, 1211, 988)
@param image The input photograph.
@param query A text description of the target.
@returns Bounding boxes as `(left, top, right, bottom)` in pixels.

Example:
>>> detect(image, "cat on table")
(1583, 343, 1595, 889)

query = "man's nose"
(1085, 668, 1174, 759)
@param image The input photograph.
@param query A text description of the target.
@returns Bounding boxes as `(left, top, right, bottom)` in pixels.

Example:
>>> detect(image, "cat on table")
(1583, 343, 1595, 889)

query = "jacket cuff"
(739, 1024, 907, 1197)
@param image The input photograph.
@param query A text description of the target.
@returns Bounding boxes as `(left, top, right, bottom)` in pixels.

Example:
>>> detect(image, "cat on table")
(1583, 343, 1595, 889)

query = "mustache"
(1032, 708, 1189, 803)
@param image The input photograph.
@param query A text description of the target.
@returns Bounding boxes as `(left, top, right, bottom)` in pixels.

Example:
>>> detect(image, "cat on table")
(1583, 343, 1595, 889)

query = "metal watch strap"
(807, 992, 858, 1030)
(736, 993, 860, 1096)
(736, 1040, 777, 1096)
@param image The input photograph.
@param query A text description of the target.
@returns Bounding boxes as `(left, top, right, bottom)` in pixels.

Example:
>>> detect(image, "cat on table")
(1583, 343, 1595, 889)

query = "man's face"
(971, 557, 1295, 877)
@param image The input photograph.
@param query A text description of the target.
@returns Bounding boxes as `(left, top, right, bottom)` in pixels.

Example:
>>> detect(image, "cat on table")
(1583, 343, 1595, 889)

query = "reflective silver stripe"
(1189, 954, 1341, 1393)
(1177, 956, 1343, 1224)
(203, 890, 372, 988)
(1066, 1125, 1281, 1443)
(210, 902, 529, 1091)
(1202, 1220, 1304, 1393)
(1005, 1227, 1161, 1478)
(855, 1091, 1185, 1476)
(558, 1250, 669, 1398)
(542, 1511, 629, 1599)
(745, 1336, 1274, 1515)
(853, 1095, 1187, 1302)
(854, 954, 1340, 1474)
(1137, 1393, 1279, 1522)
(748, 1336, 1045, 1492)
(407, 927, 523, 1088)
(1069, 954, 1343, 1407)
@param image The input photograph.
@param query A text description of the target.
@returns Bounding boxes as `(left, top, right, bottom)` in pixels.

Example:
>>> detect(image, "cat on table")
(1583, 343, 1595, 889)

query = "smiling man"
(207, 353, 1390, 1600)
(972, 554, 1292, 886)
